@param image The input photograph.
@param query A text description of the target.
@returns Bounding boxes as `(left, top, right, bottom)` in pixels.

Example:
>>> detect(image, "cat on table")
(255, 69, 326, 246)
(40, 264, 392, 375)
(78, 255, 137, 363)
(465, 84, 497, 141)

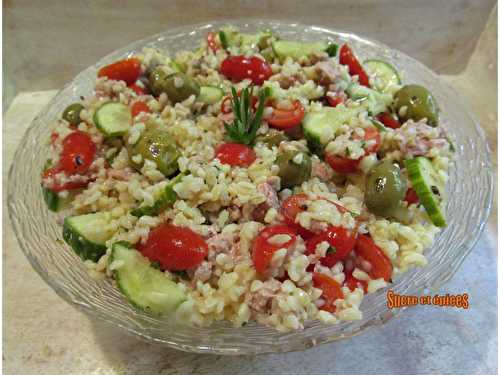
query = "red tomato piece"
(377, 112, 401, 129)
(354, 235, 392, 282)
(214, 143, 257, 167)
(220, 55, 272, 85)
(268, 100, 305, 130)
(326, 93, 344, 107)
(42, 166, 90, 192)
(339, 44, 370, 87)
(279, 193, 315, 239)
(59, 131, 96, 175)
(131, 101, 150, 117)
(359, 126, 381, 154)
(98, 58, 141, 85)
(325, 153, 361, 174)
(344, 269, 368, 292)
(305, 226, 357, 267)
(313, 273, 344, 313)
(405, 188, 420, 205)
(129, 83, 147, 95)
(137, 223, 208, 271)
(252, 225, 297, 274)
(207, 32, 219, 53)
(50, 132, 59, 145)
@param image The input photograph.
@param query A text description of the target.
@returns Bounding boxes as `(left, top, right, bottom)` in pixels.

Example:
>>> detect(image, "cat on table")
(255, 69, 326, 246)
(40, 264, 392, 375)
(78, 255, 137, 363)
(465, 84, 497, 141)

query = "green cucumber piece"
(364, 59, 401, 92)
(271, 40, 335, 61)
(405, 157, 446, 227)
(93, 102, 131, 137)
(111, 242, 186, 315)
(197, 86, 224, 104)
(42, 187, 74, 212)
(131, 173, 185, 217)
(302, 106, 363, 155)
(219, 30, 273, 50)
(63, 212, 117, 261)
(346, 83, 393, 116)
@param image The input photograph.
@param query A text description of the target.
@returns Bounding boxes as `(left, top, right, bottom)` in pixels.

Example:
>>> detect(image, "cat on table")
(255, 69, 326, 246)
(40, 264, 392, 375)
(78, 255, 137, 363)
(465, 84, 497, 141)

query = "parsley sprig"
(223, 86, 268, 145)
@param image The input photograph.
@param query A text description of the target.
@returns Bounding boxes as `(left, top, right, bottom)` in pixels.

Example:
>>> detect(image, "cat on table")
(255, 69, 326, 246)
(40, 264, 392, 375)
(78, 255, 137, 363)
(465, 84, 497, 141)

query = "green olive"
(255, 131, 288, 147)
(277, 149, 312, 189)
(148, 69, 200, 103)
(393, 84, 439, 126)
(129, 128, 180, 177)
(62, 103, 84, 125)
(365, 160, 406, 217)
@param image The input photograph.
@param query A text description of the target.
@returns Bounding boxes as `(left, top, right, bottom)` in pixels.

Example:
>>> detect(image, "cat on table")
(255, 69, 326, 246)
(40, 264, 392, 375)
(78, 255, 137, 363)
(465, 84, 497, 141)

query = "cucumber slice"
(42, 187, 74, 212)
(405, 157, 446, 227)
(131, 173, 185, 217)
(93, 102, 131, 137)
(303, 106, 363, 154)
(219, 30, 273, 50)
(219, 30, 239, 49)
(197, 86, 224, 104)
(346, 83, 393, 116)
(271, 40, 335, 61)
(111, 242, 186, 315)
(63, 212, 117, 261)
(364, 59, 401, 92)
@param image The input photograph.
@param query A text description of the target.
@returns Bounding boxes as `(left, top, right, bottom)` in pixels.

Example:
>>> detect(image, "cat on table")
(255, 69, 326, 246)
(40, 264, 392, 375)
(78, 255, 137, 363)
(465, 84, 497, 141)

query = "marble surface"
(3, 8, 497, 375)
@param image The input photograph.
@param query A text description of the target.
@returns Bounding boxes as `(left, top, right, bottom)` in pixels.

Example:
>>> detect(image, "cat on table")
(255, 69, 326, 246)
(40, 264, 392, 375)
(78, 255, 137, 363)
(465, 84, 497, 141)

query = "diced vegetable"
(93, 102, 132, 137)
(63, 212, 117, 261)
(302, 106, 363, 154)
(271, 40, 337, 61)
(197, 86, 224, 104)
(364, 59, 401, 92)
(405, 157, 446, 227)
(131, 173, 185, 217)
(346, 83, 393, 116)
(111, 242, 186, 315)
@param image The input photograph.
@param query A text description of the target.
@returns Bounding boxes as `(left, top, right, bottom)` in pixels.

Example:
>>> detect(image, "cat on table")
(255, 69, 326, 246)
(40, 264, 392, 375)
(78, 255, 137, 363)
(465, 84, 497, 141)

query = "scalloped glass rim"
(7, 19, 493, 355)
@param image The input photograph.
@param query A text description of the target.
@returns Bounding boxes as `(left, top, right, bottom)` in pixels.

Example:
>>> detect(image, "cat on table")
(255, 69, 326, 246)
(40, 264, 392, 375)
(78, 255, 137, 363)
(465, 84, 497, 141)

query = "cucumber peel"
(111, 242, 186, 315)
(405, 157, 446, 227)
(94, 102, 131, 138)
(364, 59, 401, 92)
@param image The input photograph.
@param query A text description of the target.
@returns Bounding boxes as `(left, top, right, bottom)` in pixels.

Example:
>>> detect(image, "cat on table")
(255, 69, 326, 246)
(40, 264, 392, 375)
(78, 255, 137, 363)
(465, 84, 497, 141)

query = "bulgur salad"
(41, 27, 454, 332)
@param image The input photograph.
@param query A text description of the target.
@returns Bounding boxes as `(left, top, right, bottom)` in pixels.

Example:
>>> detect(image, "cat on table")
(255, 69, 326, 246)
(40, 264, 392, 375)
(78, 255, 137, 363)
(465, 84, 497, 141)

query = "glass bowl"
(7, 20, 493, 355)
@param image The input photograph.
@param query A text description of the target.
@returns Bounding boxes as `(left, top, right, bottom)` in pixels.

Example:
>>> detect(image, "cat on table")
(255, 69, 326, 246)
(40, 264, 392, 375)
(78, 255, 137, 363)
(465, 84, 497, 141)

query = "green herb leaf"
(326, 246, 337, 254)
(223, 86, 268, 145)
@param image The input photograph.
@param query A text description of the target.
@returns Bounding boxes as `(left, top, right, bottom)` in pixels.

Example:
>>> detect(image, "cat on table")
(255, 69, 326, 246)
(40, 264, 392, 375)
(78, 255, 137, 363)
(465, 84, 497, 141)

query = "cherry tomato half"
(98, 58, 141, 86)
(325, 153, 361, 174)
(59, 131, 96, 175)
(313, 272, 344, 313)
(354, 234, 392, 282)
(405, 188, 420, 205)
(344, 269, 368, 293)
(339, 44, 370, 87)
(279, 193, 314, 239)
(137, 223, 208, 271)
(220, 55, 272, 85)
(356, 126, 381, 154)
(326, 93, 344, 107)
(377, 112, 401, 129)
(129, 83, 148, 96)
(305, 226, 357, 267)
(42, 166, 90, 192)
(252, 225, 297, 274)
(131, 101, 150, 118)
(215, 143, 257, 167)
(268, 100, 305, 130)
